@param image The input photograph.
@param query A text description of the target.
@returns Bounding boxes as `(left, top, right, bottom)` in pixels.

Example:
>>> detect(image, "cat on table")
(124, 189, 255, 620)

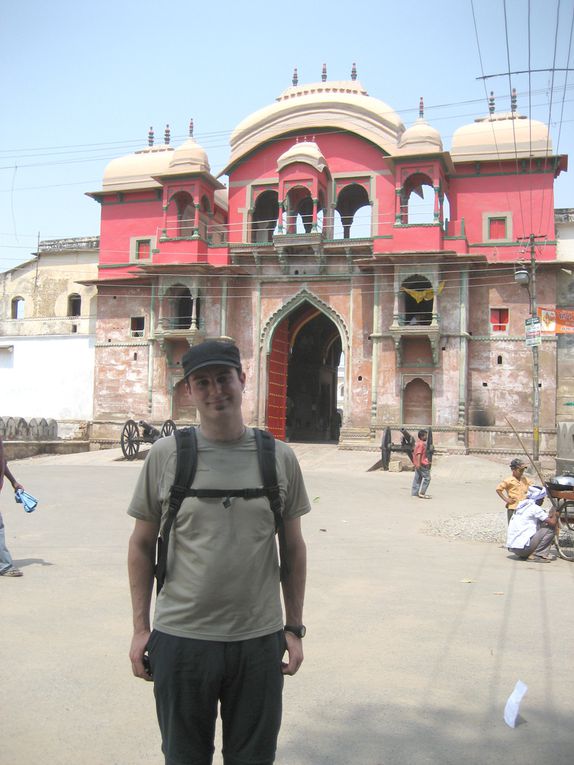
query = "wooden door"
(266, 322, 289, 439)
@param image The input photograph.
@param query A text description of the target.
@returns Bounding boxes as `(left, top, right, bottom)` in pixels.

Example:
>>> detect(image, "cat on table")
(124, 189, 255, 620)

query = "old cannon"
(380, 427, 433, 471)
(120, 418, 177, 460)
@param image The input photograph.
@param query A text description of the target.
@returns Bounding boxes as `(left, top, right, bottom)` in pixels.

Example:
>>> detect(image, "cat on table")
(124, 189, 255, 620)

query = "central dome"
(222, 80, 405, 174)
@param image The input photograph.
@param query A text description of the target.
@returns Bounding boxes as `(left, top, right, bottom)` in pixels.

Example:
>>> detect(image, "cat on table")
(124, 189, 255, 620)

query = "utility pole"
(516, 234, 545, 463)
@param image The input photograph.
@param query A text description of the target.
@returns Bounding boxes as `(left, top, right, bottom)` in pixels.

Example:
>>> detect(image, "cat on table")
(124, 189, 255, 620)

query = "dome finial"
(292, 67, 298, 86)
(419, 97, 424, 119)
(351, 62, 357, 81)
(511, 88, 517, 113)
(189, 118, 194, 137)
(164, 124, 171, 145)
(488, 91, 495, 115)
(148, 126, 154, 147)
(321, 63, 327, 82)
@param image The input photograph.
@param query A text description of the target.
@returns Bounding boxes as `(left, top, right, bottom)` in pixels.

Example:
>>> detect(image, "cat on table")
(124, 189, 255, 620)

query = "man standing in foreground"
(411, 429, 431, 499)
(0, 436, 25, 578)
(128, 340, 310, 765)
(496, 458, 532, 524)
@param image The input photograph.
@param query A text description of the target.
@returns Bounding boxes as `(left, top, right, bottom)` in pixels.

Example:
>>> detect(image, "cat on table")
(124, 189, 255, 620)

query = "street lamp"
(514, 237, 540, 462)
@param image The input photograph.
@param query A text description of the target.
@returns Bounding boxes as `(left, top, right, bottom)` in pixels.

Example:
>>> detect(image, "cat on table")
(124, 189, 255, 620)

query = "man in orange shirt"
(496, 458, 533, 524)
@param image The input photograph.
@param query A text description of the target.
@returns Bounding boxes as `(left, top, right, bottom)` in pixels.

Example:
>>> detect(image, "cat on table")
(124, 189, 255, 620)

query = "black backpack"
(155, 427, 286, 593)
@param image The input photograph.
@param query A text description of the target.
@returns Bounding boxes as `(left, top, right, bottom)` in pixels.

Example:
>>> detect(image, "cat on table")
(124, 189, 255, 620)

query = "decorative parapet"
(38, 237, 100, 252)
(555, 209, 574, 224)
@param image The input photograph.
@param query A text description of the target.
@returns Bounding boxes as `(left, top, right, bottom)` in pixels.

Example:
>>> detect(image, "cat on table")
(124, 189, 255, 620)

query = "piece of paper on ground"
(504, 680, 528, 728)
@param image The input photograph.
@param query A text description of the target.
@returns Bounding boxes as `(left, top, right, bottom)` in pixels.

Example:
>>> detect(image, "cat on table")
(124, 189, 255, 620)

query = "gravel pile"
(421, 512, 507, 545)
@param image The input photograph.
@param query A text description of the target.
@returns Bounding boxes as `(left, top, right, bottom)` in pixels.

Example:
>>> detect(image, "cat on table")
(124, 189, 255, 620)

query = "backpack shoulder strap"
(253, 428, 289, 581)
(253, 428, 281, 530)
(155, 427, 197, 593)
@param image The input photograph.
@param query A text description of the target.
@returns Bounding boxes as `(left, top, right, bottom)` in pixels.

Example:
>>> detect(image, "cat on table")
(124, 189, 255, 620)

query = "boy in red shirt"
(412, 429, 431, 499)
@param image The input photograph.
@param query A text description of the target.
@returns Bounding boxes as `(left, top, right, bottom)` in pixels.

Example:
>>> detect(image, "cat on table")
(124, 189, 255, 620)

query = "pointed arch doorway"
(266, 301, 343, 442)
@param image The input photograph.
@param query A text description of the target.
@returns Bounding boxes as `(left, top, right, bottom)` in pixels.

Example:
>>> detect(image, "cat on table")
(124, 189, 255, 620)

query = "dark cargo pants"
(147, 629, 285, 765)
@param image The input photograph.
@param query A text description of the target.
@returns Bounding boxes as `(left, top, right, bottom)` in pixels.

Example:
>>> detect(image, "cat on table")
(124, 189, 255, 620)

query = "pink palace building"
(87, 67, 568, 453)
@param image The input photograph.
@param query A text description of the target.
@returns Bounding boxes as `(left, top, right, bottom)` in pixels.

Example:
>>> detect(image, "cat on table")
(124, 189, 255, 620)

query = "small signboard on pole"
(525, 316, 542, 347)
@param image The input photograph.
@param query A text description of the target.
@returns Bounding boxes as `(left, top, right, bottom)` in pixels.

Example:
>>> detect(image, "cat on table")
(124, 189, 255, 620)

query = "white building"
(0, 238, 98, 433)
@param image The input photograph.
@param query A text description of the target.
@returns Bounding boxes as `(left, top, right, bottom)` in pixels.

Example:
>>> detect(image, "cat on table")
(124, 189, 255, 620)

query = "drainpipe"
(148, 284, 157, 415)
(255, 282, 262, 426)
(458, 267, 469, 446)
(370, 273, 382, 435)
(220, 277, 228, 337)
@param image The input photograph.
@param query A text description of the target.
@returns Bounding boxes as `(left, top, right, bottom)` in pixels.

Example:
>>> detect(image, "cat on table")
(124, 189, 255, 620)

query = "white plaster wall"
(557, 221, 574, 261)
(0, 336, 95, 420)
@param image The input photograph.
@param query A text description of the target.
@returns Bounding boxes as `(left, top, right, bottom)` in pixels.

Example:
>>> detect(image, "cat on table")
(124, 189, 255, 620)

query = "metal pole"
(529, 234, 540, 462)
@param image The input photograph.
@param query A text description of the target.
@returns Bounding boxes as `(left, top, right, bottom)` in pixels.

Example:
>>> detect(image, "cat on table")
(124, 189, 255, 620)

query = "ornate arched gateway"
(262, 291, 347, 442)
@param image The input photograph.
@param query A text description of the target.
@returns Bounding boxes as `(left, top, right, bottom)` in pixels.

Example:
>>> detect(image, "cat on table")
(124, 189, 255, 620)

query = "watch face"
(286, 625, 306, 638)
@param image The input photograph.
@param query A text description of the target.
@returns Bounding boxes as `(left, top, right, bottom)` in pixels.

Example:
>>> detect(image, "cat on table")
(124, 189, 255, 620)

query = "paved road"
(2, 446, 572, 765)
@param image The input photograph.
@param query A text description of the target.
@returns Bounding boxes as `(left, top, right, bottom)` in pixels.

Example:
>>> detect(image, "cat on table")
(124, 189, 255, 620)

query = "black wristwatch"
(284, 624, 306, 639)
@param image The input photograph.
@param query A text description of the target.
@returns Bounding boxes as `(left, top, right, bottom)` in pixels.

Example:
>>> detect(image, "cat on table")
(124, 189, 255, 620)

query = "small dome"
(398, 117, 443, 154)
(277, 140, 327, 173)
(451, 111, 552, 162)
(103, 144, 174, 191)
(167, 137, 210, 174)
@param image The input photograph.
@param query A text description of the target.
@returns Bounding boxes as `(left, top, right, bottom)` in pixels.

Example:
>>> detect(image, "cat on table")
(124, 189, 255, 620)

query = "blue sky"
(1, 0, 572, 271)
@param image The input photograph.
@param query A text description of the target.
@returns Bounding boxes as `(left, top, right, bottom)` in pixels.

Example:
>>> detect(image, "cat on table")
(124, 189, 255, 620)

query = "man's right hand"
(129, 630, 153, 681)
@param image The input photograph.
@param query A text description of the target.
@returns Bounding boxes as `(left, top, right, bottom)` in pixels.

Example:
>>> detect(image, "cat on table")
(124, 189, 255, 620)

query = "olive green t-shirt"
(128, 428, 310, 641)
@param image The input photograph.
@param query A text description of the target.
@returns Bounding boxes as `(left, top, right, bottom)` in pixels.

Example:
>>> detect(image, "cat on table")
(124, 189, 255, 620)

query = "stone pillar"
(395, 187, 402, 224)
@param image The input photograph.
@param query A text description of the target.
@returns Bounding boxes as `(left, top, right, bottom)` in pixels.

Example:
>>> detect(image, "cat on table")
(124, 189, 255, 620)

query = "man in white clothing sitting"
(506, 486, 557, 562)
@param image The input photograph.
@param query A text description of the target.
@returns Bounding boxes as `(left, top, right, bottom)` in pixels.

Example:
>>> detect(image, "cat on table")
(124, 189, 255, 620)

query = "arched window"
(284, 187, 312, 235)
(68, 293, 81, 317)
(296, 196, 313, 233)
(401, 275, 433, 325)
(335, 184, 371, 239)
(403, 378, 432, 425)
(164, 284, 196, 329)
(442, 192, 451, 232)
(11, 297, 24, 319)
(402, 173, 435, 225)
(199, 195, 211, 240)
(251, 190, 279, 243)
(172, 191, 194, 237)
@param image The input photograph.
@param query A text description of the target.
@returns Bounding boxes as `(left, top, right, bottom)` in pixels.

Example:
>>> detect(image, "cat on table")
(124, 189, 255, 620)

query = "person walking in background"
(496, 458, 532, 524)
(412, 429, 431, 499)
(127, 340, 310, 765)
(0, 436, 24, 578)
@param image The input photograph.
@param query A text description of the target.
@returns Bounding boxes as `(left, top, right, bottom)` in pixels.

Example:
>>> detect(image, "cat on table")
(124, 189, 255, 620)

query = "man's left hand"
(282, 630, 304, 675)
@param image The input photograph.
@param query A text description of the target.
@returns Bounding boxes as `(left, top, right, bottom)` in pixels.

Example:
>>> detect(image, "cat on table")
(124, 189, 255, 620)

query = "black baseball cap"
(182, 340, 241, 379)
(510, 458, 528, 470)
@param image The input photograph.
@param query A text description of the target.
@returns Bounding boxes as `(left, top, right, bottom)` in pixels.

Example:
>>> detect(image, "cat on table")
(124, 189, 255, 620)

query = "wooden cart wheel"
(381, 427, 392, 471)
(121, 419, 140, 460)
(555, 501, 574, 561)
(160, 419, 177, 438)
